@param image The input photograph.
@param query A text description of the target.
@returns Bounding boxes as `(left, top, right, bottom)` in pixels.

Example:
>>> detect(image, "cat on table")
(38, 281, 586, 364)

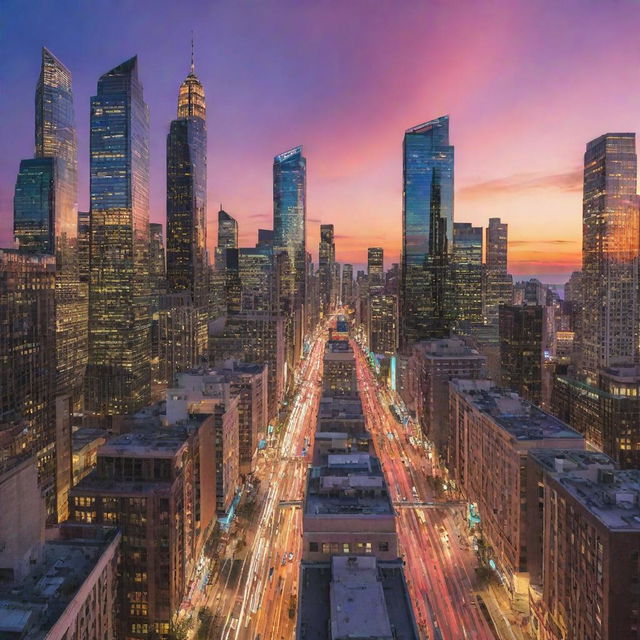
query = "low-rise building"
(0, 524, 119, 640)
(401, 337, 485, 460)
(297, 555, 419, 640)
(323, 341, 358, 396)
(303, 453, 397, 563)
(70, 422, 216, 640)
(449, 379, 584, 597)
(527, 450, 640, 640)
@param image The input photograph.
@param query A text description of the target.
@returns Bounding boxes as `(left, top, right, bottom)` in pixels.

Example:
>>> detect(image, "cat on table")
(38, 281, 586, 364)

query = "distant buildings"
(484, 217, 513, 325)
(452, 222, 483, 324)
(367, 247, 384, 295)
(499, 304, 544, 406)
(319, 224, 335, 313)
(400, 116, 454, 349)
(323, 340, 358, 396)
(368, 294, 398, 357)
(85, 57, 151, 418)
(341, 263, 353, 304)
(402, 337, 485, 460)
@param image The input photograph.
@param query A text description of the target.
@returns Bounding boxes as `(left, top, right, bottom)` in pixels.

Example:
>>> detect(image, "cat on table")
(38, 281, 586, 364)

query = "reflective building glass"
(273, 145, 306, 312)
(166, 59, 207, 309)
(401, 116, 454, 349)
(85, 56, 151, 416)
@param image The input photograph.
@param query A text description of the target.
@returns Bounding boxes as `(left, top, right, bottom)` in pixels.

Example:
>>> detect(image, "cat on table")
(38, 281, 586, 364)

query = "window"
(309, 542, 318, 552)
(378, 541, 389, 552)
(321, 543, 331, 554)
(342, 543, 350, 553)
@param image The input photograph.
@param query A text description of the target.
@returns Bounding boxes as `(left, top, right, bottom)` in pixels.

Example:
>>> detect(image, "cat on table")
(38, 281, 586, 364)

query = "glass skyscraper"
(400, 116, 454, 349)
(85, 56, 151, 417)
(452, 222, 483, 324)
(273, 145, 307, 312)
(319, 224, 335, 312)
(368, 247, 384, 295)
(579, 133, 639, 383)
(166, 52, 207, 309)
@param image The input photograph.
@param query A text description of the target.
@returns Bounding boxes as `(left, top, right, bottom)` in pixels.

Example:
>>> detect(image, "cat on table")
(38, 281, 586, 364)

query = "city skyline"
(6, 1, 640, 281)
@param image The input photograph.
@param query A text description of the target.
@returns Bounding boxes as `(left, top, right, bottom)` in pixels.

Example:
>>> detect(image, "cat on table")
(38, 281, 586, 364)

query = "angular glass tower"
(319, 224, 335, 312)
(85, 56, 151, 416)
(579, 133, 639, 383)
(166, 49, 207, 308)
(400, 116, 454, 349)
(273, 145, 306, 311)
(13, 47, 86, 413)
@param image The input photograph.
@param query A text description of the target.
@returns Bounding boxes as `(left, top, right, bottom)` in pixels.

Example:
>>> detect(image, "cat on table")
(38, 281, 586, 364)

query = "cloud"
(509, 239, 575, 247)
(459, 168, 582, 200)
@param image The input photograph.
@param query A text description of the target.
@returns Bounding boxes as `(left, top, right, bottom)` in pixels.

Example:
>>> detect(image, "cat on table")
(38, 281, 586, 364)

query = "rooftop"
(98, 426, 189, 459)
(415, 337, 484, 359)
(451, 379, 581, 442)
(72, 428, 108, 454)
(305, 454, 393, 517)
(0, 527, 119, 640)
(534, 453, 640, 531)
(298, 558, 419, 640)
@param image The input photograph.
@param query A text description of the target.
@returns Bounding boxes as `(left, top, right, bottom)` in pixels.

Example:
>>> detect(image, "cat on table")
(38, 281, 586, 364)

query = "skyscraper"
(319, 224, 335, 312)
(149, 222, 166, 315)
(499, 304, 543, 406)
(216, 208, 238, 264)
(367, 247, 384, 295)
(452, 222, 483, 324)
(166, 47, 207, 308)
(13, 48, 86, 409)
(484, 217, 513, 325)
(400, 116, 454, 349)
(273, 145, 306, 312)
(341, 263, 353, 304)
(85, 57, 151, 417)
(579, 133, 639, 383)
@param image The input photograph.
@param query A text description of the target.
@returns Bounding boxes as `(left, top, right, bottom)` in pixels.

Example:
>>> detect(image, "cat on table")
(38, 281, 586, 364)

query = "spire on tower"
(190, 31, 195, 74)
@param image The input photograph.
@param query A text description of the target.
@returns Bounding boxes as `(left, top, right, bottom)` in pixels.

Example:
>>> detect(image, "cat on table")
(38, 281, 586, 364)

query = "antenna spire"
(190, 31, 195, 74)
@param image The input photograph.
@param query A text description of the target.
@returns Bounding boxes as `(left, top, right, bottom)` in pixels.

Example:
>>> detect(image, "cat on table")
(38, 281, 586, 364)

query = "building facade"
(452, 222, 483, 324)
(85, 57, 151, 418)
(400, 116, 454, 349)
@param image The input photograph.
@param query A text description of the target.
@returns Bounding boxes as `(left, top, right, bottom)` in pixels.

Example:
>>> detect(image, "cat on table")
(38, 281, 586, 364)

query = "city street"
(189, 329, 327, 640)
(351, 339, 497, 640)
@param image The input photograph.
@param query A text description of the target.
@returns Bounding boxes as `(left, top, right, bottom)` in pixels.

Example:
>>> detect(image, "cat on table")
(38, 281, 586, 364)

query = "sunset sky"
(3, 0, 640, 282)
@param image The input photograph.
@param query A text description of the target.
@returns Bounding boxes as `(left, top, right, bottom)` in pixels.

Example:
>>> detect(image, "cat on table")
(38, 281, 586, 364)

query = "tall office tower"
(273, 145, 306, 313)
(85, 57, 151, 418)
(215, 209, 240, 313)
(452, 222, 483, 324)
(77, 211, 90, 286)
(166, 50, 207, 309)
(564, 271, 582, 305)
(239, 247, 274, 312)
(484, 217, 513, 324)
(149, 223, 166, 315)
(318, 224, 335, 313)
(368, 294, 398, 356)
(367, 247, 384, 295)
(400, 116, 454, 349)
(385, 262, 400, 296)
(499, 304, 543, 406)
(341, 264, 353, 304)
(578, 133, 639, 384)
(256, 228, 273, 249)
(14, 48, 86, 410)
(216, 208, 238, 264)
(0, 251, 66, 521)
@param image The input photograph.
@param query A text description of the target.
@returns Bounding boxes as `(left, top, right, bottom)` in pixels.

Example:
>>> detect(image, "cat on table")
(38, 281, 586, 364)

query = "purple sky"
(3, 0, 640, 282)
